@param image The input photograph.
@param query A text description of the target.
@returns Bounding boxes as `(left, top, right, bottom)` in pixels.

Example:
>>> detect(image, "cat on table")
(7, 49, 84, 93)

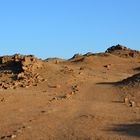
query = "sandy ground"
(0, 52, 140, 140)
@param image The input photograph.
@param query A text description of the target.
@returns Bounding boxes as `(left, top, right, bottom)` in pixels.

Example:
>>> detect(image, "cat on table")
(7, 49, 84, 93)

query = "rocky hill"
(0, 45, 140, 140)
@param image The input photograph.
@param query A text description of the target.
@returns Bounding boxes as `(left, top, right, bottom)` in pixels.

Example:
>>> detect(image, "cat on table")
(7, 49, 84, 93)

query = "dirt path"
(0, 81, 138, 140)
(0, 49, 140, 140)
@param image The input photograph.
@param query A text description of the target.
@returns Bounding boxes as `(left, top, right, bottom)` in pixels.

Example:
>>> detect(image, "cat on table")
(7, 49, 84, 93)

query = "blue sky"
(0, 0, 140, 59)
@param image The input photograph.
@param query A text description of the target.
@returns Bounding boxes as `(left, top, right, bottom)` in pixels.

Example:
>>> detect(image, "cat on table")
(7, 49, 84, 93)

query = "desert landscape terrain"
(0, 44, 140, 140)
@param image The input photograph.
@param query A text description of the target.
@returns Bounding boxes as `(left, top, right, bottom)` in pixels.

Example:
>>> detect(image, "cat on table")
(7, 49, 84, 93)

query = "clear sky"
(0, 0, 140, 59)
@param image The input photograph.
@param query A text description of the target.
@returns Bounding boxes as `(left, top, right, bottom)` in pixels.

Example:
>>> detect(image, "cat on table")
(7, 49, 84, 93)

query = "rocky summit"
(105, 44, 140, 58)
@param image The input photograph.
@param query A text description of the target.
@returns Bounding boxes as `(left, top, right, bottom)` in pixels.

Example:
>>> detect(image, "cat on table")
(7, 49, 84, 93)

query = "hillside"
(0, 45, 140, 140)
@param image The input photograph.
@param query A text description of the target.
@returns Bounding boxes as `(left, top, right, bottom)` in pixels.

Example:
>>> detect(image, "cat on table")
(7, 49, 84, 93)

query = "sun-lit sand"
(0, 45, 140, 140)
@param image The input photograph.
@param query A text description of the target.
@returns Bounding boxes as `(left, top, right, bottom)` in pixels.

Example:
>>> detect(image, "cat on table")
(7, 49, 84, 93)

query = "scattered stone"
(2, 84, 8, 89)
(41, 110, 46, 113)
(124, 97, 130, 105)
(17, 72, 25, 80)
(49, 91, 76, 102)
(79, 67, 84, 70)
(60, 66, 74, 74)
(48, 84, 61, 88)
(11, 134, 16, 139)
(0, 54, 44, 90)
(65, 91, 75, 99)
(78, 72, 83, 75)
(71, 91, 75, 95)
(64, 94, 71, 99)
(25, 85, 30, 88)
(124, 96, 137, 107)
(33, 83, 37, 86)
(104, 64, 111, 68)
(130, 100, 137, 107)
(72, 85, 79, 92)
(50, 97, 58, 102)
(0, 97, 5, 102)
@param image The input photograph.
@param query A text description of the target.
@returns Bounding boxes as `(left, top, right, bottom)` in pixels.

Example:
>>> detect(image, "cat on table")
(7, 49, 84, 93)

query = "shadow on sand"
(96, 82, 117, 85)
(107, 123, 140, 137)
(96, 81, 122, 86)
(133, 67, 140, 71)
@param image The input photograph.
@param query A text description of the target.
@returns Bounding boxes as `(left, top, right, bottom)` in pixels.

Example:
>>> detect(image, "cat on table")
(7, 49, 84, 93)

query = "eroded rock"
(105, 44, 140, 58)
(0, 54, 45, 89)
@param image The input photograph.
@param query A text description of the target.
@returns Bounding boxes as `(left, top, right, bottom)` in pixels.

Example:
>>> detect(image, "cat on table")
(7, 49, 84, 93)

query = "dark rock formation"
(106, 44, 140, 58)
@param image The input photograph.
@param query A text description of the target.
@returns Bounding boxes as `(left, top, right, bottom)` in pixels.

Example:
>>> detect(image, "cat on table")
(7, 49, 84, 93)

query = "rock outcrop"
(0, 54, 45, 89)
(106, 44, 140, 58)
(118, 73, 140, 88)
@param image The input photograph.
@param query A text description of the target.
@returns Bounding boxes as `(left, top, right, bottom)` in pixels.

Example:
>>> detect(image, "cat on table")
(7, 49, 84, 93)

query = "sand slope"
(0, 45, 140, 140)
